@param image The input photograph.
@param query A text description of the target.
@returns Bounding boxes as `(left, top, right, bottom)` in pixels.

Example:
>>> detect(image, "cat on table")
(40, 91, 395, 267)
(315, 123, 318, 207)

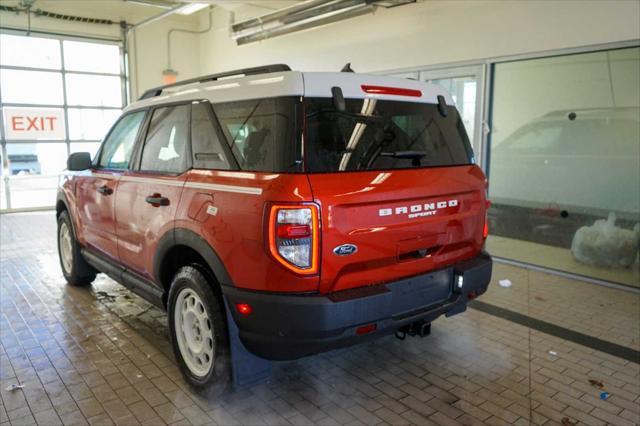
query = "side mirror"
(67, 152, 92, 171)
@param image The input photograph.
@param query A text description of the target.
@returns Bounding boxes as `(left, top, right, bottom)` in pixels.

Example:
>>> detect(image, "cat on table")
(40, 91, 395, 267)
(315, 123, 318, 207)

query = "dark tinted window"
(140, 105, 190, 174)
(98, 111, 145, 169)
(191, 102, 231, 170)
(213, 97, 300, 172)
(305, 98, 473, 172)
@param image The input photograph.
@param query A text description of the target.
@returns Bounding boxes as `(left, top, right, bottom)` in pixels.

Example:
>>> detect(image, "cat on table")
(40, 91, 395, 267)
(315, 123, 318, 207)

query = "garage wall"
(197, 0, 640, 74)
(127, 20, 201, 99)
(0, 2, 202, 100)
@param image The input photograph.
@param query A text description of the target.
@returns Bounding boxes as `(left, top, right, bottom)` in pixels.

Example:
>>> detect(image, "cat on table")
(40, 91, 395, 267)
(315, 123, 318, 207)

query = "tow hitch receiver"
(395, 320, 431, 340)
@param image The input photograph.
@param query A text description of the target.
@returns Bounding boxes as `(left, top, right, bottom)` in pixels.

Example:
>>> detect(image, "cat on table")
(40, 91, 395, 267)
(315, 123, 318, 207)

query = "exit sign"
(3, 107, 65, 140)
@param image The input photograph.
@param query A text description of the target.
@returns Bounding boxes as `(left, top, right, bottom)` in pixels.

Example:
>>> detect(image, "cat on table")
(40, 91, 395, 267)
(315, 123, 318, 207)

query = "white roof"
(125, 71, 454, 113)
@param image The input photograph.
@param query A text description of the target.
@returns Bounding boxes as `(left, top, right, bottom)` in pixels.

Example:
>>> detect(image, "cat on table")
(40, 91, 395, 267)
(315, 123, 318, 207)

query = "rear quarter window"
(213, 97, 301, 172)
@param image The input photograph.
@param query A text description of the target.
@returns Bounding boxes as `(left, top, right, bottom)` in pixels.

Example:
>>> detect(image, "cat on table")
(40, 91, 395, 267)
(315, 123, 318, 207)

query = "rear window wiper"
(379, 150, 426, 159)
(306, 108, 389, 125)
(378, 150, 426, 166)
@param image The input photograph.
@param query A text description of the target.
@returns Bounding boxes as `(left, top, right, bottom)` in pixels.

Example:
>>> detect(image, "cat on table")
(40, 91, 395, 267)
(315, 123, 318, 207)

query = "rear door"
(304, 97, 488, 293)
(75, 111, 146, 259)
(115, 103, 190, 281)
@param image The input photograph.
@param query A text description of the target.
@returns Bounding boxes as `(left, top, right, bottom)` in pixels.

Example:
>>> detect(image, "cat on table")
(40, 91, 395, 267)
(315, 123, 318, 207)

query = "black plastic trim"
(223, 253, 492, 360)
(153, 228, 234, 290)
(82, 248, 164, 308)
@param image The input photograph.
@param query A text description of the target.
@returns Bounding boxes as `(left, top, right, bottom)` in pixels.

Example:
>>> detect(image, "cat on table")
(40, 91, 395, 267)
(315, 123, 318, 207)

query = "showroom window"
(487, 46, 640, 287)
(0, 33, 124, 211)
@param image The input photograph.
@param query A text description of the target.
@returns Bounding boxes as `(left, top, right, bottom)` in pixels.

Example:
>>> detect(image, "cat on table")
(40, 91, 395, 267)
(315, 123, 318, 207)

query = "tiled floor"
(1, 212, 639, 426)
(482, 263, 640, 351)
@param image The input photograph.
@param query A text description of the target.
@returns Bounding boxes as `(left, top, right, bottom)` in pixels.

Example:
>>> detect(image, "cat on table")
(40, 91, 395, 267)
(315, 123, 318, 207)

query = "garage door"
(0, 32, 124, 211)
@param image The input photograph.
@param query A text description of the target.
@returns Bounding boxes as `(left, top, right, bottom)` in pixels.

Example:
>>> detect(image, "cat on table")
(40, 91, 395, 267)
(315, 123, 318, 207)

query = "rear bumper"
(223, 252, 492, 360)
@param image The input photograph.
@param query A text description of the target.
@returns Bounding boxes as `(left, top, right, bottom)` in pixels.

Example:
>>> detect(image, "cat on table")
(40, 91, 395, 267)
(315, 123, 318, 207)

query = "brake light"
(361, 85, 422, 97)
(269, 204, 319, 275)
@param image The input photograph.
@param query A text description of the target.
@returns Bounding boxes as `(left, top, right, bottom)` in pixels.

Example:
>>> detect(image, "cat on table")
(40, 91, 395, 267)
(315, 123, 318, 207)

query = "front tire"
(168, 266, 230, 395)
(57, 210, 96, 286)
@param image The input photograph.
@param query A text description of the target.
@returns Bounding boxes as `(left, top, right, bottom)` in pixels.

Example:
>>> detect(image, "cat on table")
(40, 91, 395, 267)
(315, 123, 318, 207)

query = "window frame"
(133, 101, 194, 176)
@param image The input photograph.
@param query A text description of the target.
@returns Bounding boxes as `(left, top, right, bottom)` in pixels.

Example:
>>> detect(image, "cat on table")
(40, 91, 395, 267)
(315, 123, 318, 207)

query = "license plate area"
(386, 268, 453, 316)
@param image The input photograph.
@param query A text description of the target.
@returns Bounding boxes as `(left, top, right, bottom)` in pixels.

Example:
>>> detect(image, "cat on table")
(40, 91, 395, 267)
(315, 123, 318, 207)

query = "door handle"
(97, 185, 113, 195)
(145, 194, 170, 207)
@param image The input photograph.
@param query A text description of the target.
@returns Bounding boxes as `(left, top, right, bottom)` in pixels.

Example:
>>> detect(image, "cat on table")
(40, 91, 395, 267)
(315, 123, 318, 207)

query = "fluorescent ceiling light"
(178, 3, 208, 15)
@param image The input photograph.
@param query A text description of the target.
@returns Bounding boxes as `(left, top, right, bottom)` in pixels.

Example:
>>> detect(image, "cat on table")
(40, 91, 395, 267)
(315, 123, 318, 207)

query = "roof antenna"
(341, 63, 355, 73)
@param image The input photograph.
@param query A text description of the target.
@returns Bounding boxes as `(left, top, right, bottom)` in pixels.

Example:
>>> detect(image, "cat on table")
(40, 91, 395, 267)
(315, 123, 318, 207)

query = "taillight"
(268, 204, 319, 275)
(483, 199, 491, 239)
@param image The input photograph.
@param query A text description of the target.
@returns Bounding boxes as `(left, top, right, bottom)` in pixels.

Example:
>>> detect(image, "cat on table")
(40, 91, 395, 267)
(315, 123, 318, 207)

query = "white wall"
(127, 19, 201, 100)
(197, 0, 640, 74)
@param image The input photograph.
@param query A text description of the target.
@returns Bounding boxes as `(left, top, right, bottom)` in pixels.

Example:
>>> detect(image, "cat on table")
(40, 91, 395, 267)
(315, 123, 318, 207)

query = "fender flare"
(153, 228, 234, 289)
(56, 189, 80, 237)
(56, 190, 70, 216)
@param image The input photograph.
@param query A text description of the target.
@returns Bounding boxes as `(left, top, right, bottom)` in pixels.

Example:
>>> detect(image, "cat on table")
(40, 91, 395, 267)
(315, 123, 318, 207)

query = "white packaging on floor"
(571, 212, 639, 268)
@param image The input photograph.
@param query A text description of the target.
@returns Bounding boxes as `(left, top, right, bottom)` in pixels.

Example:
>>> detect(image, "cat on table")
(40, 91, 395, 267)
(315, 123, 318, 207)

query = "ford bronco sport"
(57, 64, 492, 391)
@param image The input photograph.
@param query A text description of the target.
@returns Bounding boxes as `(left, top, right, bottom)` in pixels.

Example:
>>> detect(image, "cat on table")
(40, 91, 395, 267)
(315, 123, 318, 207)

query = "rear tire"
(168, 266, 230, 396)
(57, 210, 97, 286)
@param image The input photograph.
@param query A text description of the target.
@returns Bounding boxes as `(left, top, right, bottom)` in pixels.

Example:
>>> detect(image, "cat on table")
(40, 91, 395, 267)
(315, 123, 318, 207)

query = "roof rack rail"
(138, 64, 291, 100)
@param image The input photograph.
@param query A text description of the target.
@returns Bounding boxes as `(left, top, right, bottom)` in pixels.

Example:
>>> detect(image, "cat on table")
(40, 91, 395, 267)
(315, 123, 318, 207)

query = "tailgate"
(309, 165, 487, 293)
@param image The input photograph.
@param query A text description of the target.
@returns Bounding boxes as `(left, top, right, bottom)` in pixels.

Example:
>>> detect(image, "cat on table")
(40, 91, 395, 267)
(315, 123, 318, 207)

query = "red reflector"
(361, 85, 422, 97)
(235, 303, 252, 316)
(356, 323, 377, 335)
(483, 199, 490, 239)
(277, 224, 311, 239)
(467, 291, 477, 300)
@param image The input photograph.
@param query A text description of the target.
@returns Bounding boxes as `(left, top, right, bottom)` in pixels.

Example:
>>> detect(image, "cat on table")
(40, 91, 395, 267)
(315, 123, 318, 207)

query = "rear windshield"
(305, 98, 473, 172)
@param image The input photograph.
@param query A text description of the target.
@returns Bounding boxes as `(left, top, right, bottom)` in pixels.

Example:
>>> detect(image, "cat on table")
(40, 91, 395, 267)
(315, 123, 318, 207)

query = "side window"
(213, 98, 297, 172)
(140, 104, 190, 174)
(98, 111, 145, 169)
(191, 102, 231, 170)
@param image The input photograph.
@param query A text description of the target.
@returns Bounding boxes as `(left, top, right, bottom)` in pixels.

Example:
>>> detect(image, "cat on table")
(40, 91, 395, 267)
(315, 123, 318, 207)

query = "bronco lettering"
(379, 199, 459, 218)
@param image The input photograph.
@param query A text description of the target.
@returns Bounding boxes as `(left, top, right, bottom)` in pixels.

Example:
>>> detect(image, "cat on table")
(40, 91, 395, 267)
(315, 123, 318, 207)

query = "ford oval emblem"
(333, 244, 358, 256)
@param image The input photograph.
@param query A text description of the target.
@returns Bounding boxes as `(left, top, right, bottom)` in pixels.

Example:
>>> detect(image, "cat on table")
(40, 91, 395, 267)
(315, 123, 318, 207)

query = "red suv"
(57, 65, 492, 391)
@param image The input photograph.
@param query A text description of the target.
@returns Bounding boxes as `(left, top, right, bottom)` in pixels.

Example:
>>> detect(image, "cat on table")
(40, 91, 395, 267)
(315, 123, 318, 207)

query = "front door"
(76, 111, 146, 260)
(115, 104, 190, 281)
